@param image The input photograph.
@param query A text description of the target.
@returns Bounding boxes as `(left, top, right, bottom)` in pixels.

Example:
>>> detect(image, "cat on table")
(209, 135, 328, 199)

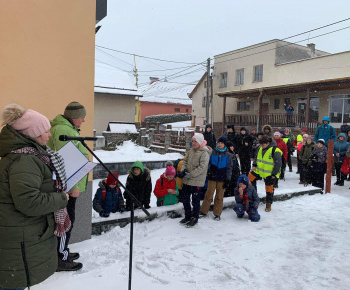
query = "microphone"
(59, 135, 98, 141)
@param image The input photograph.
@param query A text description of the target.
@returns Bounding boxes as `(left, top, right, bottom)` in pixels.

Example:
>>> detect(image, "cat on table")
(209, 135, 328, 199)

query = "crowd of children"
(93, 118, 347, 227)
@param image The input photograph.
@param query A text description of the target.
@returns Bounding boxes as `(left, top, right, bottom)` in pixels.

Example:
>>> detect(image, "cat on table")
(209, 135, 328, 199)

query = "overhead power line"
(96, 44, 200, 65)
(214, 17, 350, 61)
(214, 25, 350, 65)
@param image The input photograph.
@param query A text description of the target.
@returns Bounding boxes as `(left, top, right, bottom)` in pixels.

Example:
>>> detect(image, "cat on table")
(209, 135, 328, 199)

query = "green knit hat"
(64, 101, 86, 119)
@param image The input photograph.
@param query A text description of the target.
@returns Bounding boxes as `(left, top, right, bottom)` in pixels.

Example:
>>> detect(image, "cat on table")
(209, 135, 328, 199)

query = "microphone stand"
(80, 140, 150, 290)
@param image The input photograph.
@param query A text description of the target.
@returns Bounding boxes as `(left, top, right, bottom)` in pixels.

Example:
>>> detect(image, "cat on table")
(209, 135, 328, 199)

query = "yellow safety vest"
(282, 137, 289, 145)
(297, 134, 303, 145)
(254, 146, 282, 178)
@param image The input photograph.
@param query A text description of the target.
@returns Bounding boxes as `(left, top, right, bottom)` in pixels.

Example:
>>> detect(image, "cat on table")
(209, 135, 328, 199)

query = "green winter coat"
(47, 114, 89, 193)
(299, 142, 315, 165)
(0, 125, 68, 288)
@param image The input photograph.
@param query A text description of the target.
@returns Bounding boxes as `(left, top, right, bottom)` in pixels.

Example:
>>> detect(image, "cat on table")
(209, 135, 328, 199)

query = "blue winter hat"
(237, 175, 249, 187)
(322, 116, 330, 122)
(338, 133, 346, 139)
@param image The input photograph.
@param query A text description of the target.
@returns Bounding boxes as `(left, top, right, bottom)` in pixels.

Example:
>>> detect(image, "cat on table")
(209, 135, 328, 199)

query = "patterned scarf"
(11, 146, 71, 237)
(242, 191, 250, 211)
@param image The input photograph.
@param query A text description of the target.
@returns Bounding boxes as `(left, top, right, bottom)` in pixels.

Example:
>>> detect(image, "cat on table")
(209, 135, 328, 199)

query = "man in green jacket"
(47, 101, 88, 271)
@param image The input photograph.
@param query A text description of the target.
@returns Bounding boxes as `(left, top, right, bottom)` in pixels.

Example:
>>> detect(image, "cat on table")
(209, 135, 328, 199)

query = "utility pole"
(206, 58, 210, 124)
(210, 74, 214, 129)
(134, 54, 141, 123)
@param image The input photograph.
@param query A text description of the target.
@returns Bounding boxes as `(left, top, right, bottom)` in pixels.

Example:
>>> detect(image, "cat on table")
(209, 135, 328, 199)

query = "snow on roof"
(138, 80, 194, 105)
(107, 123, 137, 133)
(161, 120, 193, 131)
(94, 63, 142, 96)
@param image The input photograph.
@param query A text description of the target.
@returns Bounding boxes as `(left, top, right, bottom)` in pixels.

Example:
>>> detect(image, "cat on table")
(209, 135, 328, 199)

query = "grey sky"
(95, 0, 350, 86)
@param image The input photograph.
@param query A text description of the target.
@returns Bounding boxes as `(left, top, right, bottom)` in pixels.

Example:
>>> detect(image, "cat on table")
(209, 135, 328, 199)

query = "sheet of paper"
(66, 162, 96, 192)
(57, 141, 96, 191)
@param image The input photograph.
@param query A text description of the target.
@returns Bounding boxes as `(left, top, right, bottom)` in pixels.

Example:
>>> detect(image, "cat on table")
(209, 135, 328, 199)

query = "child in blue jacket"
(233, 175, 260, 222)
(93, 172, 125, 217)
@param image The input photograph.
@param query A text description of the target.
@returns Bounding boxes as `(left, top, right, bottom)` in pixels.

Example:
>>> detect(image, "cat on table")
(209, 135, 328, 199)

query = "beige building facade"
(191, 40, 350, 134)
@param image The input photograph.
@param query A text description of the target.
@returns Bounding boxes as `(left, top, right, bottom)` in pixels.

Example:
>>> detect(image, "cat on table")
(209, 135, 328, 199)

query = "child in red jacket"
(154, 162, 179, 206)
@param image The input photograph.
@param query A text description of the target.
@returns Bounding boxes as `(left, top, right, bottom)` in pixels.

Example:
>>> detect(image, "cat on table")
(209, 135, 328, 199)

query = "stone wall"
(102, 132, 139, 148)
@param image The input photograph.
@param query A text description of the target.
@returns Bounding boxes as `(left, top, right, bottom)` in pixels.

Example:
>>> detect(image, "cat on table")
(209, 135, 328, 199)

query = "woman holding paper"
(0, 104, 69, 290)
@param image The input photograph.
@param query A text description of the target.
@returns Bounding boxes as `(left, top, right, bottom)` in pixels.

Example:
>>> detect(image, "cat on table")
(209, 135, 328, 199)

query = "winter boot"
(339, 180, 344, 186)
(334, 180, 340, 185)
(179, 217, 191, 225)
(56, 258, 83, 272)
(289, 168, 293, 172)
(265, 203, 271, 212)
(213, 216, 221, 221)
(186, 217, 198, 228)
(67, 249, 80, 261)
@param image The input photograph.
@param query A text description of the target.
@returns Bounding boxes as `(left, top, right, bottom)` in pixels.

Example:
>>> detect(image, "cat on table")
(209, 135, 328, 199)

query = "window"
(274, 99, 280, 109)
(186, 108, 189, 112)
(220, 72, 227, 87)
(330, 95, 350, 123)
(254, 65, 263, 82)
(204, 80, 210, 88)
(202, 97, 206, 108)
(237, 101, 251, 111)
(174, 108, 180, 112)
(235, 68, 244, 85)
(284, 98, 291, 106)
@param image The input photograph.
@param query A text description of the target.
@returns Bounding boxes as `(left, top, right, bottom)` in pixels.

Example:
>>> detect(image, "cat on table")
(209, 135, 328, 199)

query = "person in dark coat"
(309, 139, 328, 191)
(203, 124, 216, 149)
(224, 141, 240, 197)
(0, 104, 69, 289)
(251, 131, 264, 160)
(233, 175, 260, 222)
(299, 136, 315, 185)
(333, 133, 350, 186)
(236, 127, 253, 176)
(93, 172, 125, 217)
(124, 161, 152, 210)
(224, 124, 239, 152)
(340, 123, 350, 134)
(250, 128, 257, 138)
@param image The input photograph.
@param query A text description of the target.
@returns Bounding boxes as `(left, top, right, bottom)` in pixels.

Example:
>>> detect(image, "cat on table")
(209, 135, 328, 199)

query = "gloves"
(99, 211, 110, 218)
(184, 172, 192, 179)
(247, 207, 256, 215)
(177, 170, 186, 178)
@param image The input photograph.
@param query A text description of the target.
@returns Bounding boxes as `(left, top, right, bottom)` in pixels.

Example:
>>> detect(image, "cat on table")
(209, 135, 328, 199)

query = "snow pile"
(107, 123, 137, 134)
(36, 178, 350, 290)
(161, 120, 193, 131)
(93, 141, 183, 163)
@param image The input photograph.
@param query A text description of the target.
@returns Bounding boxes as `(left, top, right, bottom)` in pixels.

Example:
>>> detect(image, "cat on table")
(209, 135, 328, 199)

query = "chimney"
(307, 43, 316, 58)
(149, 77, 159, 84)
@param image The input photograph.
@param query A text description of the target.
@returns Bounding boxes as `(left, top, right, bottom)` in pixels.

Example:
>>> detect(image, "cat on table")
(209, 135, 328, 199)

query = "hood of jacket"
(0, 125, 48, 157)
(50, 114, 77, 129)
(128, 166, 151, 180)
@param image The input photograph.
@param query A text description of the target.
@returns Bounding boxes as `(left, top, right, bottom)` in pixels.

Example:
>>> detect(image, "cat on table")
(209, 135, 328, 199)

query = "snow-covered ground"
(93, 140, 183, 163)
(33, 165, 350, 290)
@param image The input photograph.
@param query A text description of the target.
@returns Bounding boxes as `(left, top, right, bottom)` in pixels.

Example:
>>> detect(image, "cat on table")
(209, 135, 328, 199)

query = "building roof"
(94, 63, 142, 97)
(138, 80, 195, 105)
(188, 72, 207, 99)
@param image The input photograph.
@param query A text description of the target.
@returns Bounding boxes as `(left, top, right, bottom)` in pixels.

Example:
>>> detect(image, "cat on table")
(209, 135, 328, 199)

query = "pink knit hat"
(165, 165, 176, 177)
(11, 109, 51, 138)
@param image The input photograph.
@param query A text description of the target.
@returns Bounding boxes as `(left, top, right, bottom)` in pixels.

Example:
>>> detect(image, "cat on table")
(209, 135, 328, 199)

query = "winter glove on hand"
(99, 211, 110, 218)
(177, 171, 186, 178)
(184, 172, 192, 179)
(247, 207, 256, 215)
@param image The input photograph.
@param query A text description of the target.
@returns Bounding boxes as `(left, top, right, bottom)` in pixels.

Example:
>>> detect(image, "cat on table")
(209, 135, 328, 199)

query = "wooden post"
(305, 88, 311, 131)
(222, 96, 227, 135)
(257, 90, 263, 131)
(325, 139, 334, 194)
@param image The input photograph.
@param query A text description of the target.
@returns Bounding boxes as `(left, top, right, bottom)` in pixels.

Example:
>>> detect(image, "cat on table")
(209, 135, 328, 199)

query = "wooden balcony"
(225, 113, 319, 133)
